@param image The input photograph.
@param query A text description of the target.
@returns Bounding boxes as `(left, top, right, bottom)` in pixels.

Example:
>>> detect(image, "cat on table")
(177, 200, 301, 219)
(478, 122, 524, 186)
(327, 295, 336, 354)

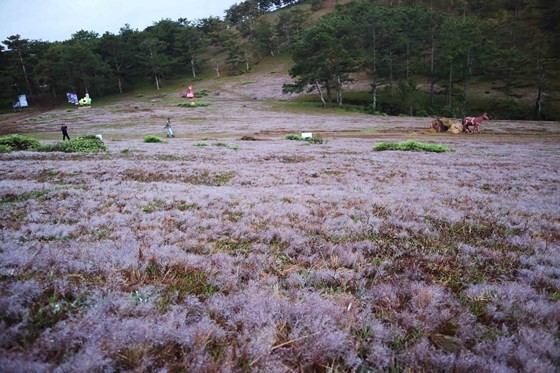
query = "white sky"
(0, 0, 240, 44)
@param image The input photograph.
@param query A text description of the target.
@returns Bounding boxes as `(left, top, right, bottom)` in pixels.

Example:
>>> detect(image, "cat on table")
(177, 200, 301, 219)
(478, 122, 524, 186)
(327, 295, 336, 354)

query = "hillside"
(1, 0, 559, 120)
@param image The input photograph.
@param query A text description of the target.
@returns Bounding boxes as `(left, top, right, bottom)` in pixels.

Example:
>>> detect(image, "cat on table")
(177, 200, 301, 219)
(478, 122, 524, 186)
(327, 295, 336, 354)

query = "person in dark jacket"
(61, 124, 70, 141)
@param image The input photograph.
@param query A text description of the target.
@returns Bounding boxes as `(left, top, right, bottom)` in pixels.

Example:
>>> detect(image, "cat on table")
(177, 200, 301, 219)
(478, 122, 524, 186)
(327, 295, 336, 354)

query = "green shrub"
(0, 144, 13, 153)
(0, 134, 41, 151)
(373, 140, 451, 153)
(285, 133, 325, 144)
(196, 89, 212, 98)
(37, 136, 107, 153)
(285, 134, 303, 141)
(306, 134, 325, 144)
(144, 135, 165, 143)
(177, 102, 209, 108)
(192, 142, 208, 147)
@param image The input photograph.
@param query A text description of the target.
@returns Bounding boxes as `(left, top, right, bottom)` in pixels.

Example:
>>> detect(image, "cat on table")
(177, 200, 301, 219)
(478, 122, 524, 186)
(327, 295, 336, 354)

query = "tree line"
(0, 0, 311, 108)
(1, 0, 558, 119)
(285, 0, 559, 119)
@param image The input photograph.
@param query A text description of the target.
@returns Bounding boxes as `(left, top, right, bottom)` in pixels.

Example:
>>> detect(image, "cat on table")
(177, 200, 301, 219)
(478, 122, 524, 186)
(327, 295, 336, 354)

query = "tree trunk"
(191, 57, 197, 78)
(114, 57, 123, 94)
(389, 52, 394, 91)
(463, 48, 471, 98)
(315, 80, 326, 107)
(372, 82, 377, 112)
(336, 76, 342, 106)
(18, 51, 33, 95)
(82, 73, 89, 95)
(372, 30, 378, 111)
(448, 59, 453, 107)
(430, 33, 435, 105)
(155, 75, 160, 90)
(406, 42, 410, 79)
(535, 69, 545, 120)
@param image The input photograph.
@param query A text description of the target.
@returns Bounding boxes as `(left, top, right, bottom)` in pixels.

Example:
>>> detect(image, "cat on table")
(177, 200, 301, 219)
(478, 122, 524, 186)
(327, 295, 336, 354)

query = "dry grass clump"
(431, 118, 462, 134)
(449, 121, 463, 134)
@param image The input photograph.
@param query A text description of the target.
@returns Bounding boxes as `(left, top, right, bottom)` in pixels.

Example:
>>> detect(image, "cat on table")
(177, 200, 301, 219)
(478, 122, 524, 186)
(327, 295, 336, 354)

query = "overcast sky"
(0, 0, 240, 44)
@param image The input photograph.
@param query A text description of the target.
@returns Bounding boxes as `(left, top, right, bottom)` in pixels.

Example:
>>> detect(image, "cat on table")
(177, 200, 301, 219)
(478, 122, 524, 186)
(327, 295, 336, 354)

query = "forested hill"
(1, 0, 559, 120)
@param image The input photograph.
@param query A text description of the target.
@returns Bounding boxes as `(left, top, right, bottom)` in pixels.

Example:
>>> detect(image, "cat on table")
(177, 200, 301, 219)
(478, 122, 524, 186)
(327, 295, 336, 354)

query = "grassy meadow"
(1, 126, 559, 371)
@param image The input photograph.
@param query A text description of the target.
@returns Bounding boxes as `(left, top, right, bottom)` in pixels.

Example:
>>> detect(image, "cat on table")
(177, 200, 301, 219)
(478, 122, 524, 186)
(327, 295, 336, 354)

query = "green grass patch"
(140, 199, 166, 213)
(196, 89, 212, 98)
(131, 261, 216, 312)
(285, 133, 325, 144)
(373, 140, 451, 153)
(27, 289, 87, 343)
(0, 134, 41, 151)
(285, 134, 303, 141)
(213, 171, 236, 186)
(1, 189, 50, 204)
(144, 135, 166, 143)
(0, 144, 12, 152)
(177, 102, 209, 108)
(37, 136, 107, 153)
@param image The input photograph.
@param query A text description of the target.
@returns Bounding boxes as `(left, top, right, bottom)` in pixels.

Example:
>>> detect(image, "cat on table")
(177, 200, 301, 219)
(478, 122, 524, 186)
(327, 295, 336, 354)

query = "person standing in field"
(164, 118, 175, 138)
(61, 124, 70, 141)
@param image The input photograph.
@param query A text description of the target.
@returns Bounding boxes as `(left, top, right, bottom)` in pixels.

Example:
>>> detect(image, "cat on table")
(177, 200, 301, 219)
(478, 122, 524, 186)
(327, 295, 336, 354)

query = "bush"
(37, 136, 107, 153)
(144, 135, 165, 143)
(240, 136, 258, 141)
(373, 140, 452, 153)
(0, 144, 13, 152)
(0, 134, 41, 151)
(196, 89, 212, 98)
(285, 134, 303, 141)
(306, 134, 325, 144)
(177, 102, 209, 108)
(285, 133, 325, 144)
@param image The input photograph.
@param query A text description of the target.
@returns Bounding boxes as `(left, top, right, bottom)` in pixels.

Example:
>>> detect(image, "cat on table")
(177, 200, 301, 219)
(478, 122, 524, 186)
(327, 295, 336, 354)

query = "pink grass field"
(1, 97, 559, 371)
